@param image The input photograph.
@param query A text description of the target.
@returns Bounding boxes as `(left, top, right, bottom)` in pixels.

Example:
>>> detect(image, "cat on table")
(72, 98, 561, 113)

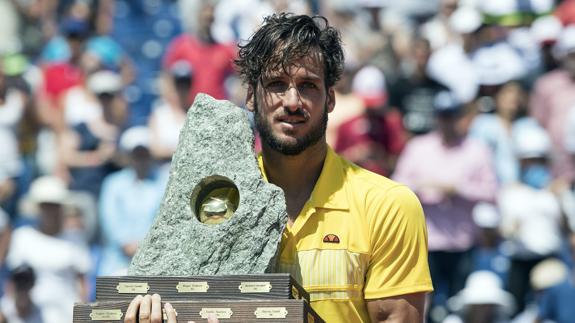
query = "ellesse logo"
(323, 234, 340, 243)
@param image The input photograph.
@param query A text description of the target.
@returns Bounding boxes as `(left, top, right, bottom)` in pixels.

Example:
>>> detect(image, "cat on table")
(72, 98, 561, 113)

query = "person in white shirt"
(6, 176, 91, 323)
(497, 120, 563, 315)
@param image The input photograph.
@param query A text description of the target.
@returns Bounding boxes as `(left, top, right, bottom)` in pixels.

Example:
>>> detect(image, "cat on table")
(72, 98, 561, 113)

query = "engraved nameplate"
(254, 307, 288, 319)
(176, 282, 209, 293)
(90, 309, 123, 320)
(199, 308, 233, 319)
(238, 281, 272, 293)
(116, 282, 150, 294)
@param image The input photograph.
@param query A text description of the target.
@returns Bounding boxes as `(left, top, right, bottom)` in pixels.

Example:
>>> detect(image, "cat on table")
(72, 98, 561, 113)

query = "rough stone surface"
(129, 94, 287, 275)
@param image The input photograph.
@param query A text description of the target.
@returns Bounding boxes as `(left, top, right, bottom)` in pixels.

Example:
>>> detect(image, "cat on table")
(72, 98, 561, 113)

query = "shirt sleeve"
(363, 185, 433, 299)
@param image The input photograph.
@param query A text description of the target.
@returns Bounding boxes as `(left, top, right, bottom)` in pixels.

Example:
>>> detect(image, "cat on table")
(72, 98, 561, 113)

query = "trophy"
(73, 94, 322, 322)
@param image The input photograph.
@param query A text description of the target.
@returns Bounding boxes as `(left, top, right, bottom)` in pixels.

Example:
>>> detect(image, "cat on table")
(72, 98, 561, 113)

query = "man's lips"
(277, 115, 307, 124)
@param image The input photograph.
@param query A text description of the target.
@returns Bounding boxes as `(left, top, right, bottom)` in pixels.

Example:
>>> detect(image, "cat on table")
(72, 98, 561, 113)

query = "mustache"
(282, 107, 307, 117)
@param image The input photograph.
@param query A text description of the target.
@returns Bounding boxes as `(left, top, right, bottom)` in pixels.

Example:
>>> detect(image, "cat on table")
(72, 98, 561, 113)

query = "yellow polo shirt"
(258, 147, 433, 322)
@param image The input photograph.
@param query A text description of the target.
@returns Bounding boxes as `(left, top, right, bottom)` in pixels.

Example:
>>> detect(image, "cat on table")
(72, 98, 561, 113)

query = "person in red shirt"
(162, 1, 236, 104)
(334, 65, 406, 176)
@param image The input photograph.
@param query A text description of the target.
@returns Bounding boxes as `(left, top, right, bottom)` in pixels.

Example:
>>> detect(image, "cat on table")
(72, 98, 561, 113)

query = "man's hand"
(125, 294, 167, 323)
(124, 294, 220, 323)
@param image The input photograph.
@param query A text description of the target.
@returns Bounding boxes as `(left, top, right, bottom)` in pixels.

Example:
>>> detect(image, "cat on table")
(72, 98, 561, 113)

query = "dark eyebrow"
(298, 75, 322, 82)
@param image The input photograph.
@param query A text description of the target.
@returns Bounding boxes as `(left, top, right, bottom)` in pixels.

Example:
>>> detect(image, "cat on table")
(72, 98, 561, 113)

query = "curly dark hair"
(235, 13, 344, 89)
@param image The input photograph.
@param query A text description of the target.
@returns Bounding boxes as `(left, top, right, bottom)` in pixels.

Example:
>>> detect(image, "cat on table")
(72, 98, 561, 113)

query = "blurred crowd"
(1, 0, 575, 322)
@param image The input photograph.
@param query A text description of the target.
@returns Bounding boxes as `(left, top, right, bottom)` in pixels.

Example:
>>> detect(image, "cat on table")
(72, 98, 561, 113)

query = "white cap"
(472, 202, 500, 228)
(352, 65, 387, 108)
(450, 6, 483, 34)
(87, 70, 123, 94)
(119, 126, 150, 152)
(472, 42, 526, 86)
(427, 45, 479, 103)
(27, 176, 70, 205)
(449, 271, 515, 314)
(553, 25, 575, 59)
(512, 119, 552, 158)
(530, 258, 568, 290)
(531, 15, 563, 44)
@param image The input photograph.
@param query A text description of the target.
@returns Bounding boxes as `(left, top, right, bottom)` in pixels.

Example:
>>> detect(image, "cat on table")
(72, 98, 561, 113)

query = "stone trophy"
(73, 94, 323, 322)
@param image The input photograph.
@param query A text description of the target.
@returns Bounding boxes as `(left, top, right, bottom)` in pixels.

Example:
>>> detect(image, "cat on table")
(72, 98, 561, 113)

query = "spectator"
(469, 81, 528, 184)
(0, 265, 43, 323)
(98, 126, 166, 276)
(511, 258, 568, 322)
(393, 91, 498, 322)
(420, 0, 459, 50)
(148, 61, 193, 162)
(530, 15, 562, 74)
(426, 5, 482, 104)
(498, 120, 564, 315)
(38, 17, 91, 132)
(334, 65, 406, 176)
(560, 107, 575, 233)
(443, 270, 515, 323)
(388, 37, 449, 136)
(529, 25, 575, 182)
(536, 232, 575, 323)
(470, 203, 510, 283)
(163, 0, 236, 103)
(7, 176, 90, 323)
(58, 70, 124, 198)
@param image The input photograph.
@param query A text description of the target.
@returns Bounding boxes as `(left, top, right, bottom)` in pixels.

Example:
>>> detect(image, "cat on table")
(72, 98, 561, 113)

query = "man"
(98, 126, 167, 276)
(7, 176, 90, 323)
(125, 13, 432, 323)
(393, 91, 497, 322)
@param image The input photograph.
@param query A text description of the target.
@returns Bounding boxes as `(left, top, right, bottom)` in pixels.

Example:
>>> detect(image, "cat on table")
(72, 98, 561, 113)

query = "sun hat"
(119, 126, 151, 152)
(19, 176, 71, 217)
(448, 270, 515, 315)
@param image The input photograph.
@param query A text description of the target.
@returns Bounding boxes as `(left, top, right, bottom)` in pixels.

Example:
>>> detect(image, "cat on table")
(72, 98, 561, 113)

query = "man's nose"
(283, 86, 301, 111)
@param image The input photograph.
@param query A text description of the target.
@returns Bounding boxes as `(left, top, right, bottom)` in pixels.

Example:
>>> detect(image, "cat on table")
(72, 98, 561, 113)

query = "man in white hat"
(443, 270, 515, 323)
(6, 176, 91, 323)
(497, 120, 564, 315)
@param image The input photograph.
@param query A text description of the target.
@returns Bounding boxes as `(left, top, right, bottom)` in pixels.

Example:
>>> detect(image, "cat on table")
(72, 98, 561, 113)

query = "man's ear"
(246, 86, 255, 112)
(327, 87, 336, 113)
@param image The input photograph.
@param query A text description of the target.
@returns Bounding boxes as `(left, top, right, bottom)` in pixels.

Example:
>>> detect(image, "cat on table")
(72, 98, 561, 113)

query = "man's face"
(248, 52, 335, 155)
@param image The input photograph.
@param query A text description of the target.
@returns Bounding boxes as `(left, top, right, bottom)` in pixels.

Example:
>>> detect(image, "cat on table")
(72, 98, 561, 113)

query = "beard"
(254, 101, 328, 156)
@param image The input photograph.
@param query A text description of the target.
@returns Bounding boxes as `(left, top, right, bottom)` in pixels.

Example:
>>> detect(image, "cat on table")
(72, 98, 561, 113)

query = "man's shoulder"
(336, 153, 418, 203)
(102, 169, 134, 187)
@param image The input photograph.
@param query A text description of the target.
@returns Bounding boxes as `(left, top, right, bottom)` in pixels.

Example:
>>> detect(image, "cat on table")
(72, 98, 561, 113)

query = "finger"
(164, 303, 178, 323)
(151, 294, 162, 323)
(207, 313, 220, 323)
(139, 294, 152, 323)
(124, 295, 143, 323)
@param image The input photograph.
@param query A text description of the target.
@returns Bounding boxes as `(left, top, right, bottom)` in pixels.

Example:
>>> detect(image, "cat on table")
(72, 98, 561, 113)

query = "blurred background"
(1, 0, 575, 322)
